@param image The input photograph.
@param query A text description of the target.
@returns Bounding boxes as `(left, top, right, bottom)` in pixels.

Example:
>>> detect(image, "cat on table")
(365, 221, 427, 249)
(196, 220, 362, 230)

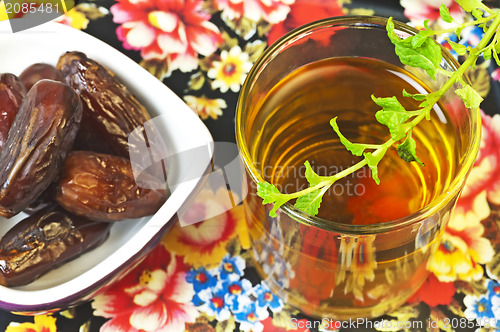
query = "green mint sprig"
(258, 1, 500, 218)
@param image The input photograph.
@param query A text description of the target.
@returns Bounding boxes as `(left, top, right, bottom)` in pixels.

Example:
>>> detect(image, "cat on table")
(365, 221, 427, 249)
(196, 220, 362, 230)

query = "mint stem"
(257, 6, 500, 217)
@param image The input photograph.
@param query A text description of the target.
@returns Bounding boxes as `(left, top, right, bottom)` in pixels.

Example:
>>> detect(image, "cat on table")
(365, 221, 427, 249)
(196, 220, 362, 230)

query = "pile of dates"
(0, 52, 169, 287)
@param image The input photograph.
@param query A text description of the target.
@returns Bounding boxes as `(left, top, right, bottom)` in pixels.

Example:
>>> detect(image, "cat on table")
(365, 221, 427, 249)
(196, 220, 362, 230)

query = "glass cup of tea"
(235, 16, 481, 320)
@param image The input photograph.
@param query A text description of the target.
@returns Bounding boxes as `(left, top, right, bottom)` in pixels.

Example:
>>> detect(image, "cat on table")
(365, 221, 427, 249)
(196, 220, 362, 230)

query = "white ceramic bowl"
(0, 19, 214, 312)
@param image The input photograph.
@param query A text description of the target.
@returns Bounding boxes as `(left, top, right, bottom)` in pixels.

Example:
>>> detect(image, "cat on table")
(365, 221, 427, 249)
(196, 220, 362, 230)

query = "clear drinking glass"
(235, 16, 481, 320)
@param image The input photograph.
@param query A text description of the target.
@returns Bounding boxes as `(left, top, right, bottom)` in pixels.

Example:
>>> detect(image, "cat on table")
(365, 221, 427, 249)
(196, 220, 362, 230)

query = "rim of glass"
(235, 15, 482, 235)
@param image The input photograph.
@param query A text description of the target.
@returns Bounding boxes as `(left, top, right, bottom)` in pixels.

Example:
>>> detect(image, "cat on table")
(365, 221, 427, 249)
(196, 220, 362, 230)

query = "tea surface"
(251, 57, 458, 225)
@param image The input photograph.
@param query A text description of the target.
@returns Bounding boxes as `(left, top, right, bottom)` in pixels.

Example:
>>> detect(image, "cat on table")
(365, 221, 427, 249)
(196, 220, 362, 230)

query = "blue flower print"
(186, 267, 217, 292)
(192, 293, 205, 306)
(197, 284, 232, 321)
(253, 281, 284, 313)
(486, 279, 500, 300)
(223, 278, 253, 313)
(219, 254, 245, 281)
(464, 294, 496, 327)
(234, 302, 269, 332)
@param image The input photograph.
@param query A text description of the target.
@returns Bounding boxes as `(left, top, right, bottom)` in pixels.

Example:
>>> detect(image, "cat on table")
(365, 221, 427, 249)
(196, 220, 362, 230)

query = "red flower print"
(408, 273, 456, 307)
(92, 244, 198, 332)
(267, 0, 344, 45)
(163, 188, 250, 268)
(401, 0, 465, 26)
(110, 0, 223, 73)
(215, 0, 294, 24)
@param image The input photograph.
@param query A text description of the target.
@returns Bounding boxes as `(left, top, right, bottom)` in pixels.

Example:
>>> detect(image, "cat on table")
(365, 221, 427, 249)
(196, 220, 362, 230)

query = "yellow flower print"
(208, 46, 253, 93)
(427, 223, 494, 282)
(184, 95, 227, 120)
(162, 187, 250, 268)
(56, 7, 89, 30)
(55, 3, 109, 30)
(6, 315, 57, 332)
(450, 191, 489, 231)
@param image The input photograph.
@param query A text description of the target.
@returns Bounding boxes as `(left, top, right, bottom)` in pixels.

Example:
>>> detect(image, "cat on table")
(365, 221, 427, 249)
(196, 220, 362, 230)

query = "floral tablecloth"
(1, 0, 500, 331)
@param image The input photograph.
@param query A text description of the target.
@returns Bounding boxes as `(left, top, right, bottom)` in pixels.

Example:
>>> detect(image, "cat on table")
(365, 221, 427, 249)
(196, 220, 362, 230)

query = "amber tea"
(250, 57, 458, 225)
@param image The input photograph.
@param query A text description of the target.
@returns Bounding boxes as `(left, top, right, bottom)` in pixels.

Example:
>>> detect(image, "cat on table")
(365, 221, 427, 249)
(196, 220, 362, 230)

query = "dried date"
(23, 184, 58, 216)
(55, 151, 167, 222)
(19, 63, 62, 91)
(56, 52, 159, 156)
(0, 205, 111, 287)
(0, 79, 82, 218)
(0, 73, 26, 151)
(56, 51, 168, 184)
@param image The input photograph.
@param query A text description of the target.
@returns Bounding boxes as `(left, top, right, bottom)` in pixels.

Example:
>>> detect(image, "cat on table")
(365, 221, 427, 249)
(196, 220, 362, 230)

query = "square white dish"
(0, 19, 214, 312)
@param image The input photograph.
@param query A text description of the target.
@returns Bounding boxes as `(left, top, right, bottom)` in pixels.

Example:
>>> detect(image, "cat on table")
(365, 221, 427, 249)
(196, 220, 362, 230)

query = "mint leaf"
(396, 38, 442, 79)
(483, 47, 492, 60)
(493, 45, 500, 66)
(386, 17, 400, 44)
(455, 0, 485, 12)
(257, 181, 280, 204)
(330, 117, 368, 156)
(402, 90, 433, 114)
(257, 182, 288, 217)
(445, 38, 468, 55)
(269, 198, 287, 217)
(304, 160, 321, 186)
(410, 32, 430, 48)
(402, 89, 427, 101)
(387, 18, 442, 79)
(455, 84, 483, 110)
(423, 19, 431, 30)
(397, 136, 424, 166)
(294, 189, 323, 216)
(472, 8, 484, 19)
(372, 95, 411, 141)
(440, 4, 454, 23)
(364, 151, 384, 185)
(492, 41, 500, 65)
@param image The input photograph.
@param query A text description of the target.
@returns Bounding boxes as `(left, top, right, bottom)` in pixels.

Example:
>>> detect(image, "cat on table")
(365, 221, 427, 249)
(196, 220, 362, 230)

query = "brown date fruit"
(0, 205, 112, 287)
(55, 151, 167, 222)
(56, 51, 169, 185)
(0, 79, 82, 218)
(72, 118, 116, 155)
(23, 184, 58, 216)
(56, 51, 164, 157)
(19, 63, 63, 91)
(0, 73, 27, 151)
